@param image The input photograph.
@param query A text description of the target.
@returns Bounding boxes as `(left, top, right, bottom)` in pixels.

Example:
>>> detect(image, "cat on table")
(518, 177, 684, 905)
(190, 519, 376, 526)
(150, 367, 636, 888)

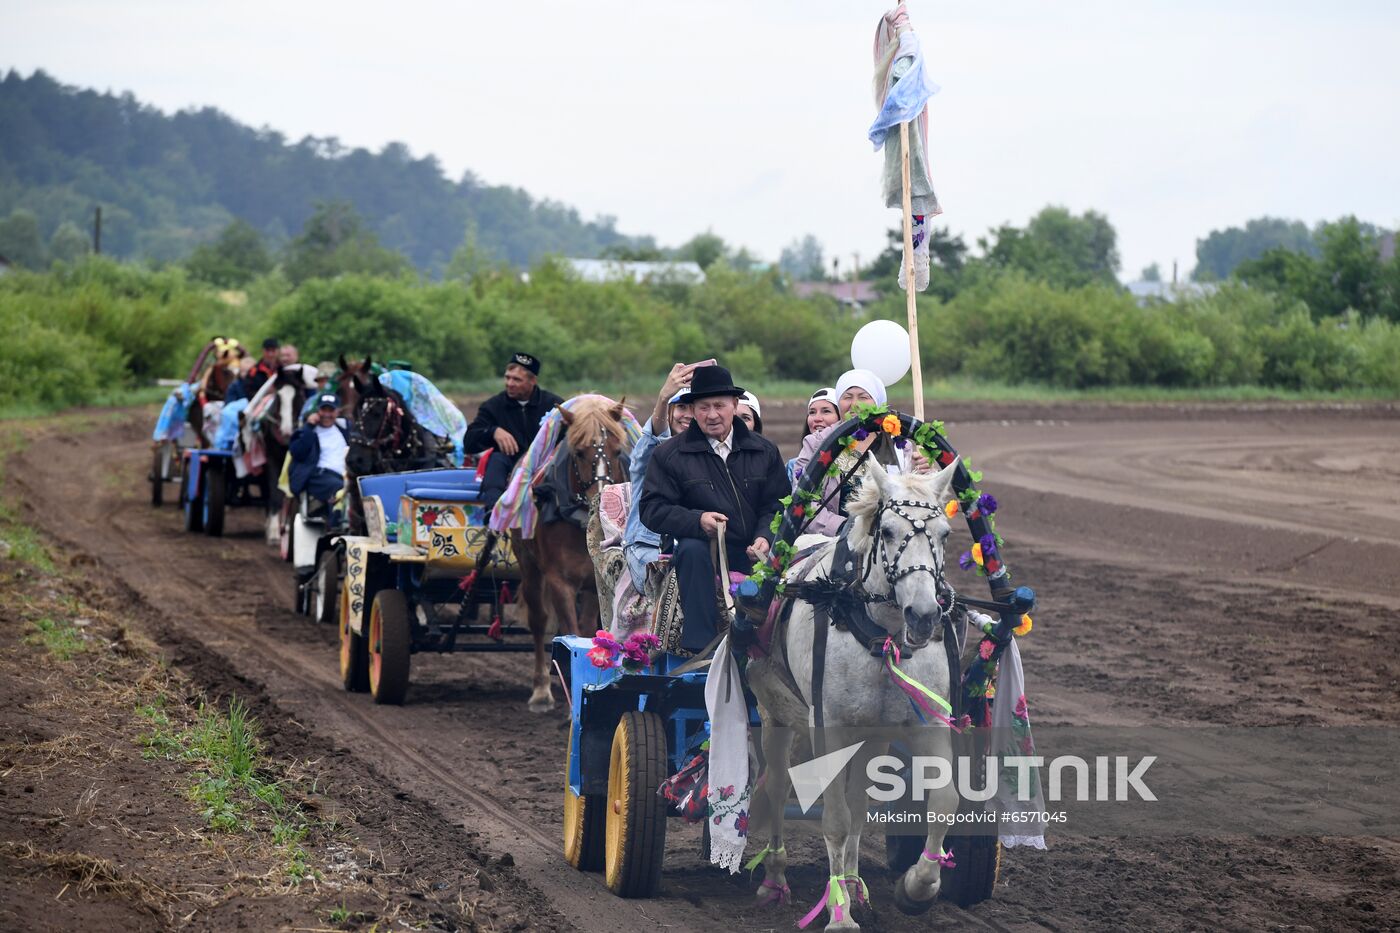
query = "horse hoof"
(892, 875, 937, 916)
(527, 696, 555, 714)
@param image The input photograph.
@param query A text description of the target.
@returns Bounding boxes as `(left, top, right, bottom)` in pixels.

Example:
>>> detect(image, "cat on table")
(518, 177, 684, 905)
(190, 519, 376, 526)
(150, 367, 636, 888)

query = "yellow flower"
(944, 500, 959, 519)
(880, 414, 902, 436)
(1014, 614, 1033, 636)
(971, 542, 984, 566)
(985, 683, 996, 699)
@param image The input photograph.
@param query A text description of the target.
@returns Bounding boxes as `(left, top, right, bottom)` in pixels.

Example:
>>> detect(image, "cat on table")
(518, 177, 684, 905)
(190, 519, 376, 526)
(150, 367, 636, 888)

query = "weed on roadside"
(24, 616, 88, 660)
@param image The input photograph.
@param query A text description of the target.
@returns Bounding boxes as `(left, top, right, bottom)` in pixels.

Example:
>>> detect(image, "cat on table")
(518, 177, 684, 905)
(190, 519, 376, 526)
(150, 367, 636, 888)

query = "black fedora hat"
(678, 364, 746, 404)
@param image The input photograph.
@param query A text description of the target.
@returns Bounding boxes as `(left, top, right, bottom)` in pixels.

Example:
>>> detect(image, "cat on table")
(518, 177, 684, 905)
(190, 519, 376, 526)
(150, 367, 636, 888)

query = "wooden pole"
(93, 205, 102, 255)
(898, 122, 924, 420)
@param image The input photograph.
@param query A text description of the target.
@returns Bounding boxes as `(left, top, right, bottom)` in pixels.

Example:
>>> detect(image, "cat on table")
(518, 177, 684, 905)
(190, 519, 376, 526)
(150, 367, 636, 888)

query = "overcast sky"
(8, 0, 1399, 279)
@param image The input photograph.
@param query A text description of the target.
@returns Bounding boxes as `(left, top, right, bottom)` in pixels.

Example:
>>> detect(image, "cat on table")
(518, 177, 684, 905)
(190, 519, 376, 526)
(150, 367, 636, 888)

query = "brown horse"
(514, 397, 631, 712)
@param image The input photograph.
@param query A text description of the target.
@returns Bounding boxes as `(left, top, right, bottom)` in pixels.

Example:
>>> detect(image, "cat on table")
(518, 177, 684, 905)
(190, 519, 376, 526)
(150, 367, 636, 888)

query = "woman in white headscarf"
(789, 369, 928, 537)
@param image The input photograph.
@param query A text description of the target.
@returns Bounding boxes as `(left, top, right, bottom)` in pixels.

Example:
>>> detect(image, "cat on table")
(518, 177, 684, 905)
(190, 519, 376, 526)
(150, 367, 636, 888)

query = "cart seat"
(406, 484, 482, 503)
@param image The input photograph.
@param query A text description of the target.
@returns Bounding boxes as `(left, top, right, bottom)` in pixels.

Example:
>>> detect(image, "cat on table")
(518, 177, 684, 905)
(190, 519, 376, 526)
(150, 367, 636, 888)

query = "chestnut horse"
(515, 397, 631, 712)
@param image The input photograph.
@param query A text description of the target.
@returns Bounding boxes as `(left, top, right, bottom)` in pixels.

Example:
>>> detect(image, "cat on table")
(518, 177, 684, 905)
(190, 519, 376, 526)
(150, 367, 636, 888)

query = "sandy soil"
(6, 400, 1400, 932)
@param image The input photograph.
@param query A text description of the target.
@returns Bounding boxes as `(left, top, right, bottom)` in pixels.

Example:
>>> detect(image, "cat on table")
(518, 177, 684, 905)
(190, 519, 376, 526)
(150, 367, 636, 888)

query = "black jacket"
(639, 419, 789, 572)
(463, 385, 564, 456)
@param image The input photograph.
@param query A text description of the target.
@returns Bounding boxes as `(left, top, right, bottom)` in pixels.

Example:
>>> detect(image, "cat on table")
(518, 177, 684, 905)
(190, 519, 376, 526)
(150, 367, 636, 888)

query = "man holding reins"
(639, 365, 788, 653)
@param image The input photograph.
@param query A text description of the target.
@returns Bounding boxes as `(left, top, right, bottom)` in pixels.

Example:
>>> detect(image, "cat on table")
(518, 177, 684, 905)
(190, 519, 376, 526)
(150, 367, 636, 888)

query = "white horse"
(747, 460, 962, 932)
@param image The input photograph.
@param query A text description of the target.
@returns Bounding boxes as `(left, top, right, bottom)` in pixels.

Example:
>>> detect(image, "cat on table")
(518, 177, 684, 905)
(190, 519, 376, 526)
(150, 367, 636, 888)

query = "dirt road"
(10, 402, 1400, 931)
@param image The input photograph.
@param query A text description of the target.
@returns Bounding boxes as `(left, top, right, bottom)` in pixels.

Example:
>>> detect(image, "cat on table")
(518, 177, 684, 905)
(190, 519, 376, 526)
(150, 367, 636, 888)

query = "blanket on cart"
(489, 395, 642, 538)
(379, 370, 468, 467)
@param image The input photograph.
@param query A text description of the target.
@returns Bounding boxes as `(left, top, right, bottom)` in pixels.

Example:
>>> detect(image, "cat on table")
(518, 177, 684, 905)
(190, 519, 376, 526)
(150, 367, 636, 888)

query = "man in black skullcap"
(639, 364, 789, 653)
(464, 352, 564, 511)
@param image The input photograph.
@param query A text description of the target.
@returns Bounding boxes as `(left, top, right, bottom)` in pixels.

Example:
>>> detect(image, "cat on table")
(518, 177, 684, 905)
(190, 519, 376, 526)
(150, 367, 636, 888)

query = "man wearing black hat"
(639, 364, 789, 653)
(464, 352, 564, 511)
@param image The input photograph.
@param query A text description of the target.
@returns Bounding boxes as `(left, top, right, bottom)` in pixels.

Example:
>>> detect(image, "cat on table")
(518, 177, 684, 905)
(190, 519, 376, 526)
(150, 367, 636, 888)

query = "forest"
(0, 69, 649, 271)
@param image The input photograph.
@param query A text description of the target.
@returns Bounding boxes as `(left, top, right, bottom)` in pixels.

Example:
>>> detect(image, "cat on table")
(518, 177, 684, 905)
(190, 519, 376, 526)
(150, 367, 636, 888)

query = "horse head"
(844, 459, 959, 649)
(558, 397, 630, 504)
(335, 354, 375, 414)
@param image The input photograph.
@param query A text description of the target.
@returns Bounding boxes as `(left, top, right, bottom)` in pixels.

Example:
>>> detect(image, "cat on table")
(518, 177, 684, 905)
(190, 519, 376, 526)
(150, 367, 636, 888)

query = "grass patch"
(140, 698, 316, 882)
(24, 617, 87, 660)
(0, 385, 170, 422)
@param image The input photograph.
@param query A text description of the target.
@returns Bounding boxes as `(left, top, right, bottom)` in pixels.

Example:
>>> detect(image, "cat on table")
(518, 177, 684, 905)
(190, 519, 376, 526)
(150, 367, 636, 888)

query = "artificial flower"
(1014, 614, 1033, 636)
(1014, 694, 1028, 718)
(852, 427, 869, 441)
(976, 493, 998, 515)
(587, 645, 615, 669)
(959, 551, 974, 571)
(971, 543, 984, 566)
(979, 533, 998, 559)
(817, 451, 833, 467)
(893, 435, 908, 449)
(978, 639, 994, 660)
(944, 500, 959, 518)
(880, 414, 902, 436)
(792, 504, 805, 518)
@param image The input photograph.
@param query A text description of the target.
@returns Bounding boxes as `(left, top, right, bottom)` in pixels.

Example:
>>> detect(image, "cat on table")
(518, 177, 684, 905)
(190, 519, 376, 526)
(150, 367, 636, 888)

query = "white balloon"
(850, 319, 911, 386)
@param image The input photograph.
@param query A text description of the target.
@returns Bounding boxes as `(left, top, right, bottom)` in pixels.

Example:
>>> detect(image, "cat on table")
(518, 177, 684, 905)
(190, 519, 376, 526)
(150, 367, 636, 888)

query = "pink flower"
(978, 640, 994, 660)
(587, 645, 615, 669)
(1014, 694, 1028, 719)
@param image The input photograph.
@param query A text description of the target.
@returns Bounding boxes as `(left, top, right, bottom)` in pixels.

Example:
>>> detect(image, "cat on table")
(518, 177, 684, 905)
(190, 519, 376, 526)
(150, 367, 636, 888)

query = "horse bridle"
(354, 396, 406, 453)
(568, 427, 623, 505)
(860, 497, 957, 622)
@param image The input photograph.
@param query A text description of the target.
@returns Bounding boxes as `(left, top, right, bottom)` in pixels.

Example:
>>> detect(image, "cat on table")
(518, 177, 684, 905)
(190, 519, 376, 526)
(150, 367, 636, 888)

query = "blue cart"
(552, 636, 758, 898)
(336, 468, 525, 704)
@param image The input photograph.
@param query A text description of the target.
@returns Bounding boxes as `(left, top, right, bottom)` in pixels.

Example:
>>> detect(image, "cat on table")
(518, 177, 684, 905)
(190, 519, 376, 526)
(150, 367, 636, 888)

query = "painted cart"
(554, 408, 1037, 908)
(335, 468, 525, 704)
(177, 448, 270, 537)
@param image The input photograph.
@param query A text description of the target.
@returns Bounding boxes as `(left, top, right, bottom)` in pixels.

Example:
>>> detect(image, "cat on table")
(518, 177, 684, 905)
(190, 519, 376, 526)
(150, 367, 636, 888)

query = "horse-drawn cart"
(555, 407, 1039, 923)
(335, 468, 525, 704)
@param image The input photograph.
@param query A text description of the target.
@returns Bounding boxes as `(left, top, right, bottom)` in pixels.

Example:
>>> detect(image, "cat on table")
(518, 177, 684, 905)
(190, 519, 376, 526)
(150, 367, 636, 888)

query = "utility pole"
(93, 205, 102, 255)
(852, 251, 860, 304)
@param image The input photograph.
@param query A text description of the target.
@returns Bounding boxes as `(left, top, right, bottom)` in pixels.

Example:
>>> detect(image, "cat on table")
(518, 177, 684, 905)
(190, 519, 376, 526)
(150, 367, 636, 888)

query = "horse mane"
(844, 467, 951, 555)
(564, 396, 627, 450)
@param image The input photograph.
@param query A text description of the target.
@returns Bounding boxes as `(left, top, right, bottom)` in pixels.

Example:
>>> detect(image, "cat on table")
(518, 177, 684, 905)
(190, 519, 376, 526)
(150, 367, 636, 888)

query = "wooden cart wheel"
(203, 460, 226, 537)
(564, 733, 606, 871)
(313, 550, 341, 626)
(367, 589, 411, 705)
(338, 583, 368, 693)
(150, 445, 167, 507)
(603, 711, 668, 898)
(182, 461, 203, 533)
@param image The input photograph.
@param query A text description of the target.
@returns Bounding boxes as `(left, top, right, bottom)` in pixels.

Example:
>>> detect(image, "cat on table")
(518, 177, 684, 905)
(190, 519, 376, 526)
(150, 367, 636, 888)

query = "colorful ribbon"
(882, 637, 962, 730)
(798, 873, 868, 929)
(922, 847, 956, 869)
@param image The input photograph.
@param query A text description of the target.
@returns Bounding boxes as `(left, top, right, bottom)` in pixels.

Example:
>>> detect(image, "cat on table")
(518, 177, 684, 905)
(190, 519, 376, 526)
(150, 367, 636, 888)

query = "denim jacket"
(623, 419, 669, 551)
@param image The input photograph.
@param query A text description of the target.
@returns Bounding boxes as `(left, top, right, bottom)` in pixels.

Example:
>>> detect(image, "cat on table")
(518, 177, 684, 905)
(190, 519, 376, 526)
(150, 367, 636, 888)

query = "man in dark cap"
(288, 393, 349, 507)
(464, 352, 564, 511)
(246, 337, 281, 397)
(639, 364, 789, 652)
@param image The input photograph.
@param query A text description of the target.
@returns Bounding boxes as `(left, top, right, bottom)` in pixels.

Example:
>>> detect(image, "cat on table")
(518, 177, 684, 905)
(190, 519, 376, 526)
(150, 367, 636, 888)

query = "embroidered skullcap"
(835, 369, 887, 407)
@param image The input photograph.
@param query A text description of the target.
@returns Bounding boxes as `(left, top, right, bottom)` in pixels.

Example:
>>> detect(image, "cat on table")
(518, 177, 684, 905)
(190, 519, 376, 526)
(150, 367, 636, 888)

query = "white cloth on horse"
(705, 634, 751, 873)
(991, 635, 1048, 849)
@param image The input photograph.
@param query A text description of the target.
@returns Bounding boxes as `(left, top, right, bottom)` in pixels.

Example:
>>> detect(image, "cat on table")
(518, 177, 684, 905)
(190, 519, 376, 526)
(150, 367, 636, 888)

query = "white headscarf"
(834, 369, 888, 408)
